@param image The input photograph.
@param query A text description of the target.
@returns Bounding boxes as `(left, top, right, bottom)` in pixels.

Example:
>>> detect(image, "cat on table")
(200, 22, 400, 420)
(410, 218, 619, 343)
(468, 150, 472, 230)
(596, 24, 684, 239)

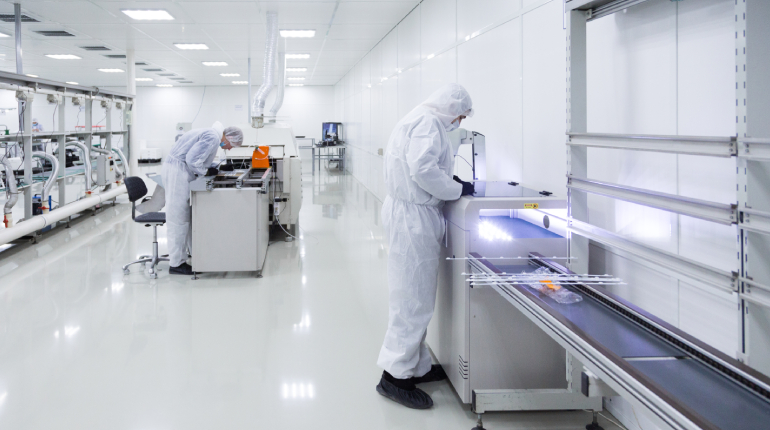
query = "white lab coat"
(377, 83, 473, 379)
(162, 126, 221, 267)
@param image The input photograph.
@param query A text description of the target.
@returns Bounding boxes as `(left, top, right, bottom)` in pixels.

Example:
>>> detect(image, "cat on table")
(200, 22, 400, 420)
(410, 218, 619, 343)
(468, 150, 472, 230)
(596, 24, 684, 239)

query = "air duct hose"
(251, 11, 279, 127)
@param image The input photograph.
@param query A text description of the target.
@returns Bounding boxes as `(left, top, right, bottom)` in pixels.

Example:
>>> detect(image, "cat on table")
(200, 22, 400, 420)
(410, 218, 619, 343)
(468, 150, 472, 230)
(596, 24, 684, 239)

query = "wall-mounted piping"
(31, 152, 59, 213)
(2, 157, 19, 227)
(251, 11, 279, 128)
(269, 50, 286, 117)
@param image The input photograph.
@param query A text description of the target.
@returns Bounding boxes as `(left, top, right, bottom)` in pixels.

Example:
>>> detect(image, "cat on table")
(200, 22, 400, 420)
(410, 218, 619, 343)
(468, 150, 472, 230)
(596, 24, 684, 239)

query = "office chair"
(122, 176, 168, 279)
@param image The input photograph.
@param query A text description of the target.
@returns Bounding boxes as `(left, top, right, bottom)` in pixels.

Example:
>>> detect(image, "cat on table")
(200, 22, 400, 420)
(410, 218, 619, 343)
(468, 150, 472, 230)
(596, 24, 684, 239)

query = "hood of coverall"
(417, 83, 474, 132)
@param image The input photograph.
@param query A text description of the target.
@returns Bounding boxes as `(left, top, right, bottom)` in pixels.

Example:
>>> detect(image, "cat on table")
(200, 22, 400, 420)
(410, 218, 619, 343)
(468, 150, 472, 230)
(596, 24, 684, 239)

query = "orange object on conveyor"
(252, 146, 270, 168)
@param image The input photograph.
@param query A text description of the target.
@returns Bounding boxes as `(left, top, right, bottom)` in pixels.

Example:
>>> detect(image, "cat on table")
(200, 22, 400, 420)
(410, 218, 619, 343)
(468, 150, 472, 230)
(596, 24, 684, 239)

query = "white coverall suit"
(377, 84, 474, 379)
(161, 122, 224, 267)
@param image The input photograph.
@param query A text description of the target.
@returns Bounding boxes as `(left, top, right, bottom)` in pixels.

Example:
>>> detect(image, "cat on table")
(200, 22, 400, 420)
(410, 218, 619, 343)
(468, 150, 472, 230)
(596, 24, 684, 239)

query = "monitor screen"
(322, 123, 340, 141)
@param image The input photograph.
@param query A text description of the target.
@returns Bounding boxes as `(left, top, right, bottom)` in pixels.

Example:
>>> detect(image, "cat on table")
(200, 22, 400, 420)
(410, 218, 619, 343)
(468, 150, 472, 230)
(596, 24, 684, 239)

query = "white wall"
(107, 85, 334, 158)
(334, 0, 743, 429)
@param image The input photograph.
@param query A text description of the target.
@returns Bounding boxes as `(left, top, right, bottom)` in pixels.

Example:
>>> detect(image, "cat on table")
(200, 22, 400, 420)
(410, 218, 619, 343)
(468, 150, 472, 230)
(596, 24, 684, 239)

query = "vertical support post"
(20, 93, 32, 219)
(567, 9, 589, 274)
(126, 48, 136, 173)
(57, 95, 66, 207)
(14, 3, 22, 75)
(735, 0, 749, 365)
(85, 96, 93, 187)
(105, 101, 112, 152)
(248, 57, 252, 122)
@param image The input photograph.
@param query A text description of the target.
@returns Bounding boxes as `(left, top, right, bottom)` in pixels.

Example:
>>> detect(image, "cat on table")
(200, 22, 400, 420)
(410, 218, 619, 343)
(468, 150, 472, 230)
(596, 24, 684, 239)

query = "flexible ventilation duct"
(269, 50, 285, 116)
(31, 152, 59, 213)
(2, 158, 18, 225)
(251, 11, 279, 126)
(65, 141, 92, 192)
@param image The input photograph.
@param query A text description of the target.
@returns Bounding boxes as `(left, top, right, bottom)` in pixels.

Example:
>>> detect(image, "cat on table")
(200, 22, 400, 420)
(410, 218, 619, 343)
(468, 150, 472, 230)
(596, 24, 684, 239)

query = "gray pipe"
(251, 11, 278, 123)
(2, 157, 18, 215)
(111, 147, 129, 179)
(269, 50, 285, 117)
(31, 152, 59, 212)
(64, 141, 92, 192)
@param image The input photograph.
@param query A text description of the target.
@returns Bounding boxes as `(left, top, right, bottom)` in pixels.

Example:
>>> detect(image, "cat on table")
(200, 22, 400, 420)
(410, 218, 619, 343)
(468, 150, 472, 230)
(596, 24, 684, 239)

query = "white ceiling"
(0, 0, 419, 88)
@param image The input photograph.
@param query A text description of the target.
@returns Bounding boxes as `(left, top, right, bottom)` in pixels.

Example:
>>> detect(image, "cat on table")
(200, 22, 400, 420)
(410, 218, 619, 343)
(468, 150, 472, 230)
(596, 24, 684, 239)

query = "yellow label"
(524, 203, 539, 209)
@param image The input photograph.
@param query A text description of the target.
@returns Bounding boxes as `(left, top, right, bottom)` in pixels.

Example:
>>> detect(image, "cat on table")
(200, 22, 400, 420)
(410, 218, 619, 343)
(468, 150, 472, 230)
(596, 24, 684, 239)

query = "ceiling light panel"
(46, 54, 81, 60)
(98, 68, 124, 73)
(286, 54, 310, 59)
(66, 82, 78, 85)
(202, 62, 228, 66)
(220, 73, 240, 77)
(0, 33, 10, 38)
(135, 78, 153, 81)
(288, 84, 304, 87)
(287, 77, 305, 81)
(156, 84, 173, 87)
(175, 43, 208, 50)
(122, 10, 174, 21)
(26, 74, 38, 78)
(286, 68, 307, 72)
(232, 81, 248, 85)
(280, 30, 315, 38)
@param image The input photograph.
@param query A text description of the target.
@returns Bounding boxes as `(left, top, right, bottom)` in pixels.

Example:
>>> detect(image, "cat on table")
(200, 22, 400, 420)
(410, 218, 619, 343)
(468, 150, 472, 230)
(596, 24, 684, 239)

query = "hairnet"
(419, 84, 473, 130)
(224, 126, 244, 146)
(211, 121, 225, 136)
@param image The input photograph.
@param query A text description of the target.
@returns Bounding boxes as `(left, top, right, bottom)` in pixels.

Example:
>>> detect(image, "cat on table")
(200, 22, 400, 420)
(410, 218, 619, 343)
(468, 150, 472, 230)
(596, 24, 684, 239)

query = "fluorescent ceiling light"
(135, 78, 153, 81)
(0, 33, 9, 38)
(174, 43, 208, 50)
(98, 68, 124, 73)
(232, 81, 248, 84)
(202, 61, 227, 66)
(426, 53, 435, 59)
(286, 68, 307, 72)
(286, 54, 310, 59)
(220, 73, 240, 77)
(66, 81, 78, 85)
(122, 10, 174, 21)
(46, 54, 81, 60)
(26, 74, 38, 78)
(288, 77, 305, 81)
(156, 84, 173, 87)
(280, 30, 315, 38)
(288, 84, 304, 87)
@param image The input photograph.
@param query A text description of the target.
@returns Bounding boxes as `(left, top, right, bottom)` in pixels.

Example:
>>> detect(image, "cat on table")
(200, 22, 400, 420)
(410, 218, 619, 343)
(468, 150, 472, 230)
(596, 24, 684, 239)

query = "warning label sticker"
(524, 203, 539, 209)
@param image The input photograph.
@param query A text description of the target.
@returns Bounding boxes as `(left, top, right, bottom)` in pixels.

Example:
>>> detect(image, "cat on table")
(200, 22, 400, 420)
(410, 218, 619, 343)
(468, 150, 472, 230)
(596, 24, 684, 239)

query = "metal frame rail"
(0, 71, 133, 222)
(470, 252, 770, 430)
(566, 0, 770, 374)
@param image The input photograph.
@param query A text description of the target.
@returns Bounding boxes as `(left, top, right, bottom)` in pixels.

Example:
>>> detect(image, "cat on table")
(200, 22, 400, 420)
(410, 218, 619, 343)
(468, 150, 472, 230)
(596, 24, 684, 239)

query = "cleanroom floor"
(0, 161, 621, 430)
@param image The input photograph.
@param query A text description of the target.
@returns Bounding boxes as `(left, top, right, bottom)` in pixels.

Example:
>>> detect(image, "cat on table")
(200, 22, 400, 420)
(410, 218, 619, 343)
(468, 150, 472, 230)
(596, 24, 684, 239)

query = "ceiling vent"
(135, 62, 148, 66)
(179, 81, 193, 84)
(144, 68, 162, 72)
(35, 30, 75, 37)
(158, 73, 175, 76)
(81, 46, 110, 51)
(169, 77, 184, 80)
(104, 54, 126, 59)
(0, 14, 38, 23)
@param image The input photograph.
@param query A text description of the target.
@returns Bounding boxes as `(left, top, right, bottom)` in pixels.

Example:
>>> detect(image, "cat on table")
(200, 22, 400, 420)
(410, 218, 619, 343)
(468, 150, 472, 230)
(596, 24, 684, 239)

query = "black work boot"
(169, 263, 193, 275)
(412, 365, 448, 384)
(376, 371, 433, 409)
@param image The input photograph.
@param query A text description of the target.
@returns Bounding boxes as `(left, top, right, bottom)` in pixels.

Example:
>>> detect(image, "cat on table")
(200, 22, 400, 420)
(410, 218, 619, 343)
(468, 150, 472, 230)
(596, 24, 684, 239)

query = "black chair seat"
(135, 212, 166, 223)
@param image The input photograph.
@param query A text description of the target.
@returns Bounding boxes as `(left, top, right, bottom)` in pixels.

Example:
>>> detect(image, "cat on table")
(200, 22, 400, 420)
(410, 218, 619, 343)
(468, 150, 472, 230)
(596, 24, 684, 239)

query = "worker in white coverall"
(376, 83, 475, 409)
(162, 121, 244, 275)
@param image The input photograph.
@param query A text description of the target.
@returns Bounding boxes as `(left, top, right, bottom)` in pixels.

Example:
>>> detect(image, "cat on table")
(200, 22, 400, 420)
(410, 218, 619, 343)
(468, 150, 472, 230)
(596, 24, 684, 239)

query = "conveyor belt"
(470, 252, 770, 430)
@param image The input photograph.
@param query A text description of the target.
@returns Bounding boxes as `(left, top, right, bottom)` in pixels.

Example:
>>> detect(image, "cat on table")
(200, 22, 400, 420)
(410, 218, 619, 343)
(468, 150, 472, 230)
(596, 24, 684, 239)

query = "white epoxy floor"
(0, 164, 621, 430)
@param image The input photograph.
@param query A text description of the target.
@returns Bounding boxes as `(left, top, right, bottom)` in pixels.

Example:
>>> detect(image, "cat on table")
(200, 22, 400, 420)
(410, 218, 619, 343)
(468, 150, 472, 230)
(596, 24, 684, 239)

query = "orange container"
(252, 146, 270, 168)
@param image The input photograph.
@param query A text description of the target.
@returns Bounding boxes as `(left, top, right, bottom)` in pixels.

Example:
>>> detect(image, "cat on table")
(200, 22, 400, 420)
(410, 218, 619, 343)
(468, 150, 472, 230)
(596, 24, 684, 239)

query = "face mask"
(220, 142, 226, 148)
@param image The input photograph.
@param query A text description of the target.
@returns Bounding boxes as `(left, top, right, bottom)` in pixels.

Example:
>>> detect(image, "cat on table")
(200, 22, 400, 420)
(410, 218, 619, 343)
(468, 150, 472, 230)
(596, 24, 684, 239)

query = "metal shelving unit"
(0, 71, 134, 221)
(565, 0, 770, 377)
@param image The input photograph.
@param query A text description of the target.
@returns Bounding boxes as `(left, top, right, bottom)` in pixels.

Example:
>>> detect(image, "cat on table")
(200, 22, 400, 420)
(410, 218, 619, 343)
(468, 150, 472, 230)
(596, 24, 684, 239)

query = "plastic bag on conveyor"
(523, 267, 583, 305)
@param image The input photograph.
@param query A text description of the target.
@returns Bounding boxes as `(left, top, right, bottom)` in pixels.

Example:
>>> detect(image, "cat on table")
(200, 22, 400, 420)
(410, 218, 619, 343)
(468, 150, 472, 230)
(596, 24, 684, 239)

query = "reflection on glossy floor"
(0, 163, 620, 430)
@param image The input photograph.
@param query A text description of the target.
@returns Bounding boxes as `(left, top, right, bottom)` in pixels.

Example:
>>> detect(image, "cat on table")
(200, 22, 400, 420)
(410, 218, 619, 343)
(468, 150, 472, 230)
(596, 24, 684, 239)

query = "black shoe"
(413, 365, 448, 384)
(376, 371, 433, 409)
(169, 263, 193, 275)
